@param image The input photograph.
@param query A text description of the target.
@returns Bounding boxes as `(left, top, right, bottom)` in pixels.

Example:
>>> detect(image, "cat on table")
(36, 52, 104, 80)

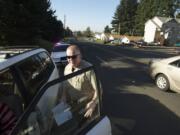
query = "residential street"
(76, 41, 180, 135)
(1, 0, 180, 135)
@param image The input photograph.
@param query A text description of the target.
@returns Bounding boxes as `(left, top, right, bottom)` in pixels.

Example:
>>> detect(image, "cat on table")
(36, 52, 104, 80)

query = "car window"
(12, 68, 101, 135)
(38, 52, 55, 78)
(170, 59, 180, 68)
(0, 69, 24, 135)
(17, 52, 55, 98)
(52, 45, 69, 52)
(0, 69, 24, 104)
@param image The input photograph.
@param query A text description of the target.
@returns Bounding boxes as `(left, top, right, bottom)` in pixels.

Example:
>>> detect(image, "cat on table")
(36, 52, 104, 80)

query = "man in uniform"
(63, 45, 98, 118)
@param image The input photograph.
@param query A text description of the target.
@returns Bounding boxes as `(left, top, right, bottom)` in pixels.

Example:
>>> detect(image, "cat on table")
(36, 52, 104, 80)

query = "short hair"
(67, 45, 81, 54)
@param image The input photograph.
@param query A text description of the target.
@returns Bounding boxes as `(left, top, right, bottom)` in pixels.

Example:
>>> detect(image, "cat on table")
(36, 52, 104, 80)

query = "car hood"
(51, 52, 67, 58)
(149, 58, 164, 65)
(150, 56, 180, 65)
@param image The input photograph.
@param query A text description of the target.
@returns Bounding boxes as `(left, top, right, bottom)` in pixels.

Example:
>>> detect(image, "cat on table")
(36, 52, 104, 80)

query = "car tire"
(155, 74, 170, 91)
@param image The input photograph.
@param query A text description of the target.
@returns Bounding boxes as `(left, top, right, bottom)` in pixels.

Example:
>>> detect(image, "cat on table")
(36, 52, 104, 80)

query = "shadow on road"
(77, 42, 180, 135)
(104, 91, 180, 135)
(80, 42, 175, 59)
(99, 65, 180, 135)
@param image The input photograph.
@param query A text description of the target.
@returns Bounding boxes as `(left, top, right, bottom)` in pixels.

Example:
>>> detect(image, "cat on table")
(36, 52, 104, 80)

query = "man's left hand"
(84, 101, 96, 118)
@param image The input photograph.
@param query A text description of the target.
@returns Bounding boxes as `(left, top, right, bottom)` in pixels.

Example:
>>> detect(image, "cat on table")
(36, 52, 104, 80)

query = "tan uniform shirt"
(64, 60, 98, 101)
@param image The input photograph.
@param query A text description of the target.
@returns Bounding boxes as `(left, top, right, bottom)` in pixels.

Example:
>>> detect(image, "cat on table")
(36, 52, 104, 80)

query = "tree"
(65, 27, 73, 37)
(174, 0, 180, 14)
(111, 5, 120, 34)
(111, 0, 138, 35)
(175, 0, 180, 18)
(84, 27, 92, 37)
(0, 0, 64, 46)
(104, 25, 111, 33)
(76, 31, 83, 37)
(134, 0, 176, 35)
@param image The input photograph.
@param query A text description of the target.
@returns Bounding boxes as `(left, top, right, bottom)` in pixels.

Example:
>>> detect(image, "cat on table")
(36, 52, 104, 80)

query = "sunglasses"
(66, 54, 80, 59)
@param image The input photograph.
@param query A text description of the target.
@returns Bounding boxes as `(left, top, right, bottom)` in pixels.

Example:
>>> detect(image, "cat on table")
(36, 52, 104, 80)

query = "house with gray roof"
(144, 16, 180, 46)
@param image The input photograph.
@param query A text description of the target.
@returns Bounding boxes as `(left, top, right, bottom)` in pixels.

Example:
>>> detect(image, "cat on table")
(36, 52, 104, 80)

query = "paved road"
(75, 41, 180, 135)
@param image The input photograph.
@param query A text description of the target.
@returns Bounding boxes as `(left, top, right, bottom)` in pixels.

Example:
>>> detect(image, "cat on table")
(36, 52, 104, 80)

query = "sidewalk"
(140, 45, 180, 49)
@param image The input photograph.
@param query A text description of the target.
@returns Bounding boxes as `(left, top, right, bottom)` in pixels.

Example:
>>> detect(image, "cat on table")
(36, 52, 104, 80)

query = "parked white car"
(51, 42, 70, 66)
(111, 39, 121, 45)
(121, 37, 130, 44)
(149, 56, 180, 92)
(111, 37, 130, 45)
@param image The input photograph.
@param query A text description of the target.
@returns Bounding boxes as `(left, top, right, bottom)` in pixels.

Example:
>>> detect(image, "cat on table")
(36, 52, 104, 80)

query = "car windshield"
(52, 45, 69, 52)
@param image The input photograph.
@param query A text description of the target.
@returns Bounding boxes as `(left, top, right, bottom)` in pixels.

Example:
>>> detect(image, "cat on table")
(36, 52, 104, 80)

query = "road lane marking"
(93, 45, 151, 66)
(96, 56, 108, 65)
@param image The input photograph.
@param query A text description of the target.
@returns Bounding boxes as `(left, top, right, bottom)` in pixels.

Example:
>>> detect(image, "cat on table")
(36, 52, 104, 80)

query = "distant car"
(111, 39, 121, 45)
(51, 43, 70, 66)
(121, 37, 130, 44)
(149, 56, 180, 92)
(175, 42, 180, 47)
(151, 42, 161, 46)
(111, 38, 130, 45)
(130, 41, 139, 47)
(175, 48, 180, 54)
(136, 40, 147, 46)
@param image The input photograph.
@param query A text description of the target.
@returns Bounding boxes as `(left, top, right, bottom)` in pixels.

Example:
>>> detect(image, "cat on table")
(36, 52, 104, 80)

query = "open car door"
(11, 66, 111, 135)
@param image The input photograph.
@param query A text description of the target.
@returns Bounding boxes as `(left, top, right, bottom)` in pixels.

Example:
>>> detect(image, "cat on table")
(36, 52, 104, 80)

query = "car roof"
(54, 44, 69, 47)
(54, 42, 70, 47)
(0, 47, 47, 71)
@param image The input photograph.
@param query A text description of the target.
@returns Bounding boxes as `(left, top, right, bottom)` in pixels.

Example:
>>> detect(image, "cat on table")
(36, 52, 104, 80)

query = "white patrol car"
(51, 42, 70, 66)
(0, 47, 111, 135)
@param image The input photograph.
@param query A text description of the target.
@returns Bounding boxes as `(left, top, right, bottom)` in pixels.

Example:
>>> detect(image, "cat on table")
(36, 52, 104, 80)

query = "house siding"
(144, 16, 180, 45)
(144, 20, 157, 43)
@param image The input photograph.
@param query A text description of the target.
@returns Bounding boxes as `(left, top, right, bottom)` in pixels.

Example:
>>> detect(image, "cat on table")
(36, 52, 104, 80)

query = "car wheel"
(156, 74, 169, 91)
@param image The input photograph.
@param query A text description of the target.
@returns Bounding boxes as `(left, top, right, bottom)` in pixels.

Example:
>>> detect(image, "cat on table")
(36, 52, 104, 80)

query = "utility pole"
(64, 15, 66, 29)
(64, 15, 66, 37)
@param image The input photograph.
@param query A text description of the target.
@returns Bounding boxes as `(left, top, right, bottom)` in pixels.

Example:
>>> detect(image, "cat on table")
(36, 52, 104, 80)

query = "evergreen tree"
(111, 0, 138, 35)
(174, 0, 180, 18)
(84, 27, 92, 37)
(135, 0, 176, 35)
(104, 25, 111, 33)
(0, 0, 64, 46)
(111, 5, 120, 33)
(76, 31, 83, 37)
(65, 27, 73, 37)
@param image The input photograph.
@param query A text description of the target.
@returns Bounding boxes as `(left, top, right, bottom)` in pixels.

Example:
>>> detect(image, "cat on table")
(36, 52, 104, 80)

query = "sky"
(50, 0, 120, 32)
